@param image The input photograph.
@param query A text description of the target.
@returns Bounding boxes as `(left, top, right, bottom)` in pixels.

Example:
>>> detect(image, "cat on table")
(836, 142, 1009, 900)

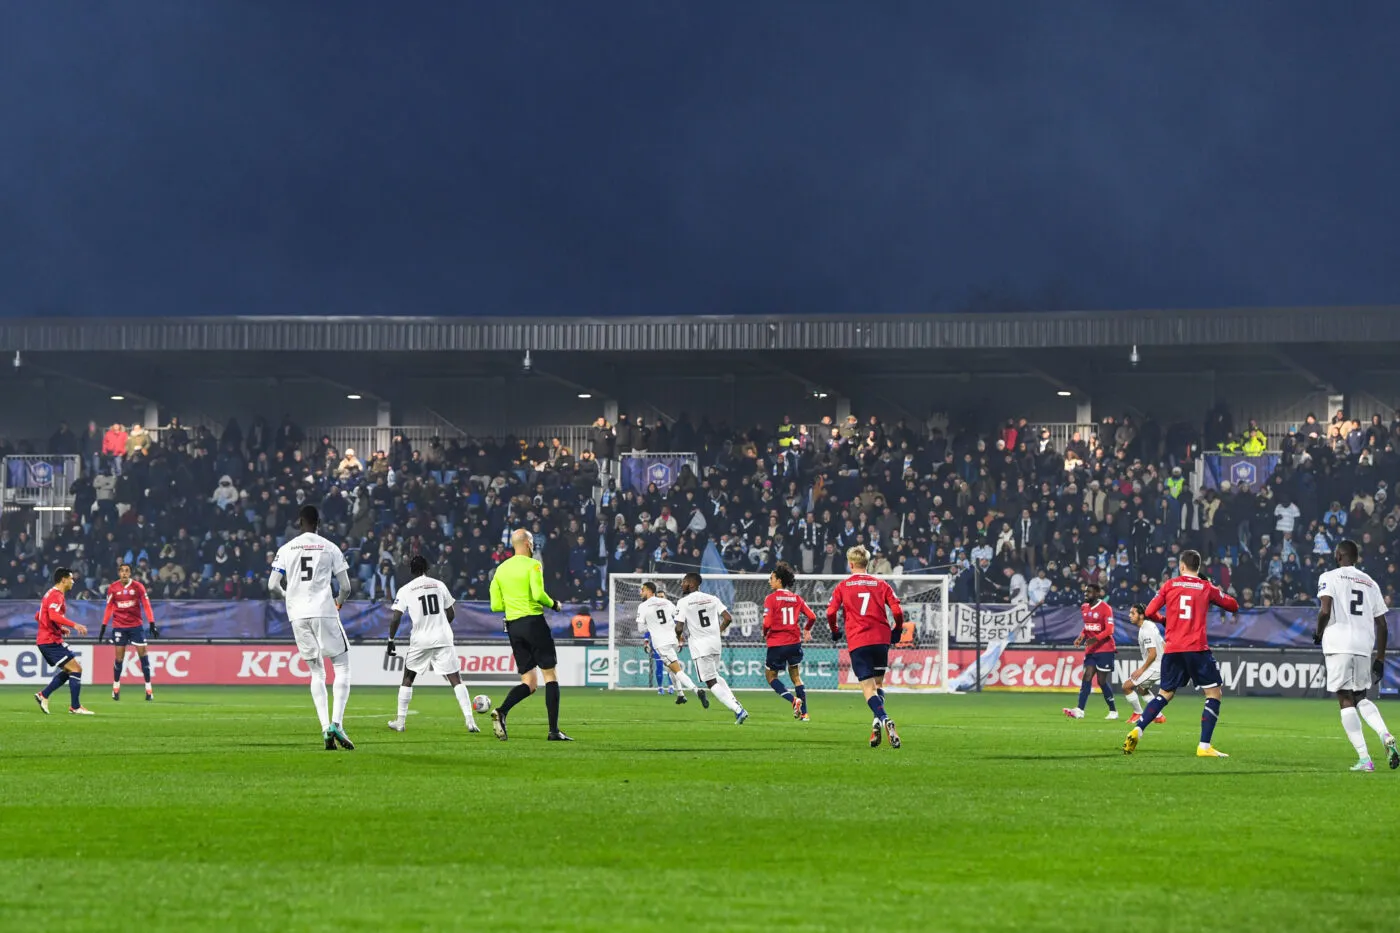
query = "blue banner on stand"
(621, 454, 693, 495)
(1202, 453, 1278, 491)
(5, 459, 56, 489)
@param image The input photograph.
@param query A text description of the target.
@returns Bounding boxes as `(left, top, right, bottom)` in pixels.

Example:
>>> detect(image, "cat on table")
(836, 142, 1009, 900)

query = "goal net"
(606, 572, 952, 692)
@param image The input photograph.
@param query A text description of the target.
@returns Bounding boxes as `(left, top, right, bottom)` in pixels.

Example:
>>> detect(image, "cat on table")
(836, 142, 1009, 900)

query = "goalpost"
(606, 572, 953, 692)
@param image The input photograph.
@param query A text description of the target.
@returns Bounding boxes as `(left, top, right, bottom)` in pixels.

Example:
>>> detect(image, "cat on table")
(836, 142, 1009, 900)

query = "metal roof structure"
(4, 306, 1400, 353)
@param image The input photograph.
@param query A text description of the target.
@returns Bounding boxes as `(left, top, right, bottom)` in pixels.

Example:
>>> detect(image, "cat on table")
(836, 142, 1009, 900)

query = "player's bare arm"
(719, 609, 732, 634)
(1314, 594, 1333, 644)
(144, 590, 159, 638)
(333, 567, 351, 610)
(98, 593, 114, 642)
(1373, 610, 1388, 681)
(386, 609, 404, 656)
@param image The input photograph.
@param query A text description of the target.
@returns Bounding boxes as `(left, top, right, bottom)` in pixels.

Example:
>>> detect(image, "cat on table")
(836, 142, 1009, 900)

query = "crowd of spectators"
(3, 405, 1400, 615)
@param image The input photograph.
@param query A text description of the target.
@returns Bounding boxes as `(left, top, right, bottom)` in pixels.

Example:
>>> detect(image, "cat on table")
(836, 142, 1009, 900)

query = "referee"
(489, 529, 571, 741)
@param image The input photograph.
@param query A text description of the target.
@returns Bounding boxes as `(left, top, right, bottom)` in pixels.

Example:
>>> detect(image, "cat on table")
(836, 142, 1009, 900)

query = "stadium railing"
(2, 455, 80, 545)
(302, 424, 597, 461)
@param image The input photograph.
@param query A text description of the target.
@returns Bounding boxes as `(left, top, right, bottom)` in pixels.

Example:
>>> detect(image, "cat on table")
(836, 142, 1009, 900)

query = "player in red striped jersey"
(1123, 550, 1239, 758)
(33, 567, 93, 715)
(98, 563, 159, 701)
(762, 562, 817, 720)
(826, 546, 904, 748)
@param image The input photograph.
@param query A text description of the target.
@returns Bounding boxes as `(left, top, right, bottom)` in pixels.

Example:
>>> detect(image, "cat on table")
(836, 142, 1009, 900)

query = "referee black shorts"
(507, 614, 558, 674)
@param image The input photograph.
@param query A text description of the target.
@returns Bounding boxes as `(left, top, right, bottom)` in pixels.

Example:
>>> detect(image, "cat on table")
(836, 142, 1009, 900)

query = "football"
(472, 694, 492, 713)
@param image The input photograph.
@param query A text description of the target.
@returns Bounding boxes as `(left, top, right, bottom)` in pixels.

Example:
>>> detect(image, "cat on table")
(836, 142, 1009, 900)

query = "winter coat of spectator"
(588, 418, 615, 460)
(1027, 570, 1051, 608)
(126, 424, 152, 457)
(1083, 481, 1107, 523)
(49, 422, 79, 456)
(368, 562, 397, 601)
(1274, 499, 1301, 535)
(275, 417, 304, 454)
(995, 524, 1016, 560)
(338, 448, 364, 479)
(651, 508, 679, 536)
(103, 424, 129, 458)
(211, 475, 240, 511)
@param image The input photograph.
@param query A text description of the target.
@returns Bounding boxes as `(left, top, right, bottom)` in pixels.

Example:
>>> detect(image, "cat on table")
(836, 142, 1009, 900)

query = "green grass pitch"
(2, 686, 1398, 932)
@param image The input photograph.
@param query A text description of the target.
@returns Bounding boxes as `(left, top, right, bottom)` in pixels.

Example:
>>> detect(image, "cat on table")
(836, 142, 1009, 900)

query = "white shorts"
(406, 645, 460, 677)
(653, 642, 680, 666)
(1130, 667, 1160, 691)
(693, 652, 722, 683)
(1326, 653, 1371, 693)
(291, 616, 348, 663)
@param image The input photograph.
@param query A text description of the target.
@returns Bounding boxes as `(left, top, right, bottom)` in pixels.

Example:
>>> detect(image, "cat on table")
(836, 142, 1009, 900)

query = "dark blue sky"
(1, 2, 1397, 318)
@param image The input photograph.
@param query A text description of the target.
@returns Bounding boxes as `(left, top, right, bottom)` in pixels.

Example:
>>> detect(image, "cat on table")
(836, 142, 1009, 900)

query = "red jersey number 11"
(781, 606, 796, 626)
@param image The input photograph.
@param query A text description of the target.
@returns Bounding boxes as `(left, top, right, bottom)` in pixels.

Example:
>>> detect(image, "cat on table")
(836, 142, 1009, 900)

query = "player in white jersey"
(676, 572, 748, 724)
(384, 556, 481, 734)
(268, 505, 355, 751)
(1121, 603, 1167, 725)
(1315, 539, 1399, 771)
(636, 581, 707, 708)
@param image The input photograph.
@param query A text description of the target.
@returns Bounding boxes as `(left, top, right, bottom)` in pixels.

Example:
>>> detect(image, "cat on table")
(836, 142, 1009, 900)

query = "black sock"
(499, 683, 533, 717)
(545, 681, 560, 732)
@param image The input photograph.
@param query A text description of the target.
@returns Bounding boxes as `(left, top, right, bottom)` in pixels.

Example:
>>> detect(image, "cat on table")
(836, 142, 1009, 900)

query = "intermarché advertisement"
(0, 643, 1374, 698)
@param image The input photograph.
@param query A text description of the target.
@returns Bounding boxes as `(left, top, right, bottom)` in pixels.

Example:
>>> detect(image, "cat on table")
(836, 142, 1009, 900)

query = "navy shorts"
(39, 643, 78, 669)
(1083, 651, 1115, 673)
(1160, 651, 1222, 692)
(849, 644, 890, 681)
(112, 626, 147, 647)
(765, 644, 804, 672)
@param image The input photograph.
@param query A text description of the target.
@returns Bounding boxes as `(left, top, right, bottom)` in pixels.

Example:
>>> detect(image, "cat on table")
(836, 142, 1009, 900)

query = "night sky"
(1, 2, 1397, 318)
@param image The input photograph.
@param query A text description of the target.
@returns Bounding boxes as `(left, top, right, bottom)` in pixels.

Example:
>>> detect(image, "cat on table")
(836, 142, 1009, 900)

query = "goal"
(606, 572, 952, 692)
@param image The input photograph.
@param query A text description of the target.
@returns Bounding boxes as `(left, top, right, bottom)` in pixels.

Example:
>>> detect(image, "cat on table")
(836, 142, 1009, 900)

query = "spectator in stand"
(337, 447, 364, 479)
(78, 420, 103, 475)
(49, 421, 78, 458)
(127, 423, 152, 459)
(103, 422, 129, 474)
(275, 416, 303, 455)
(390, 432, 413, 466)
(211, 475, 240, 511)
(16, 396, 1383, 613)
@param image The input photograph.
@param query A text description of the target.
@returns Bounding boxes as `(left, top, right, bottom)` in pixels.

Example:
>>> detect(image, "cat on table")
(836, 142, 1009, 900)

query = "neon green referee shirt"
(490, 554, 555, 620)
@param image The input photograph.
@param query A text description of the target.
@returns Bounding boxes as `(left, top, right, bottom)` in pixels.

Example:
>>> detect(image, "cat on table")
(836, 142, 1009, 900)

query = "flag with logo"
(620, 454, 694, 495)
(1201, 453, 1278, 491)
(5, 458, 56, 490)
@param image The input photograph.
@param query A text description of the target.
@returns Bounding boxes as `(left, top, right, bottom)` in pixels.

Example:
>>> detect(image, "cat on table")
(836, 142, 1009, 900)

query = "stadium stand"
(5, 403, 1398, 614)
